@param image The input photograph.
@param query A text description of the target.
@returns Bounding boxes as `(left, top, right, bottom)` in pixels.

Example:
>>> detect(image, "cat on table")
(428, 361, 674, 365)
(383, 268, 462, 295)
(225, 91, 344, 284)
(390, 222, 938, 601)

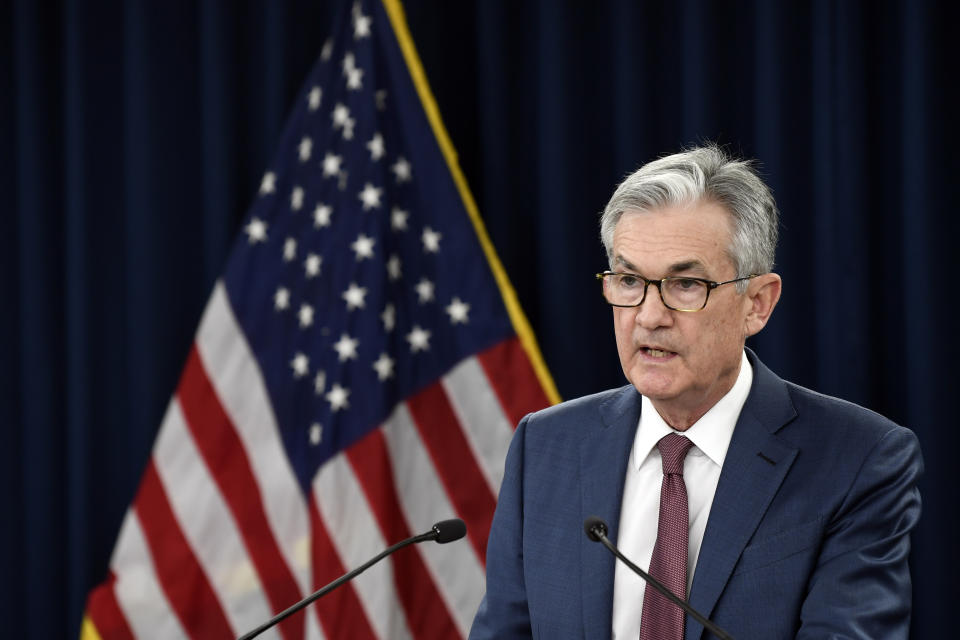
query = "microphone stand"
(239, 519, 465, 640)
(585, 518, 735, 640)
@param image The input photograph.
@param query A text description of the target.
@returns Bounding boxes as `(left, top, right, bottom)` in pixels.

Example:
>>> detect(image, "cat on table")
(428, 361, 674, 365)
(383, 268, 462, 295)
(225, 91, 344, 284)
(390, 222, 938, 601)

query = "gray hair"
(600, 145, 779, 289)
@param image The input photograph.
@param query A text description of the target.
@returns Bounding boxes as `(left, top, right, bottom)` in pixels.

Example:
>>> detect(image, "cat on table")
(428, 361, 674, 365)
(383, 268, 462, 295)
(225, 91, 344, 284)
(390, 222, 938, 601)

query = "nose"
(634, 282, 673, 329)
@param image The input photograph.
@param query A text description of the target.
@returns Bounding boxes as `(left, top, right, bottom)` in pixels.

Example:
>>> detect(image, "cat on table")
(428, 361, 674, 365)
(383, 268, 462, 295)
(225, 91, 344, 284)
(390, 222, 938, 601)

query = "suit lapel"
(579, 386, 642, 640)
(685, 351, 799, 640)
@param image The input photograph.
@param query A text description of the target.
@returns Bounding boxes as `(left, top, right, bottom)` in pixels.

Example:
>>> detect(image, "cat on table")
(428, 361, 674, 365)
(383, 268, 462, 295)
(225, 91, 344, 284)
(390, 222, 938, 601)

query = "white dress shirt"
(611, 351, 753, 639)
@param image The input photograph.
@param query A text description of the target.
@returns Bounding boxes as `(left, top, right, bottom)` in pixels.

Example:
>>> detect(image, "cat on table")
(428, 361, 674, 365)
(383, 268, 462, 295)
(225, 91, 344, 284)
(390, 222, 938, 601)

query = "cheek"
(612, 309, 635, 351)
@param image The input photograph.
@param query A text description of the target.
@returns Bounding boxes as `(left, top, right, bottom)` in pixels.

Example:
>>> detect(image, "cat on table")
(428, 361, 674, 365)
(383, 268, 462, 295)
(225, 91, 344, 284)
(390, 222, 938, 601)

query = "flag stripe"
(306, 496, 379, 640)
(440, 354, 515, 494)
(153, 399, 276, 635)
(312, 455, 414, 640)
(196, 283, 313, 596)
(346, 428, 462, 639)
(109, 512, 188, 639)
(381, 405, 486, 636)
(85, 573, 135, 640)
(177, 345, 306, 640)
(135, 461, 234, 638)
(405, 382, 495, 563)
(476, 337, 551, 427)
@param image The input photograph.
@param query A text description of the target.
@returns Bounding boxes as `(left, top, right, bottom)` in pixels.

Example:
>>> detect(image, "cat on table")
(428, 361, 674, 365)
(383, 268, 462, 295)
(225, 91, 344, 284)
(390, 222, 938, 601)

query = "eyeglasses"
(595, 271, 757, 312)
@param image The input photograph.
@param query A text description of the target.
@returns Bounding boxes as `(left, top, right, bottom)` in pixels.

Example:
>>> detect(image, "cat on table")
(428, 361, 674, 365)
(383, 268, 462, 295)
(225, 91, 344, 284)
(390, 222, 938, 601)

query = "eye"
(673, 278, 700, 290)
(618, 274, 642, 288)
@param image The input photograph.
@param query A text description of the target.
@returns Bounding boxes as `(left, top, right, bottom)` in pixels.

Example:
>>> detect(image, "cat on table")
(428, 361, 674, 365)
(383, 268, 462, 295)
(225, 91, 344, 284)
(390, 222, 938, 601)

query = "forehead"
(611, 201, 734, 276)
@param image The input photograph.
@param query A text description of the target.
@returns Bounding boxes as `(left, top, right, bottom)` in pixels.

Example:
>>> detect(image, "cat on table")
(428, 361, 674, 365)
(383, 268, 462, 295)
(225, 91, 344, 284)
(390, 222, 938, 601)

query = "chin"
(627, 370, 679, 400)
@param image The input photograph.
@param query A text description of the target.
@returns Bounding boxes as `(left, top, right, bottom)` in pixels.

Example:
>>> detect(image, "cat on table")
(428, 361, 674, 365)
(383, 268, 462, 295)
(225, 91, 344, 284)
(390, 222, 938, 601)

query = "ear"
(744, 273, 782, 337)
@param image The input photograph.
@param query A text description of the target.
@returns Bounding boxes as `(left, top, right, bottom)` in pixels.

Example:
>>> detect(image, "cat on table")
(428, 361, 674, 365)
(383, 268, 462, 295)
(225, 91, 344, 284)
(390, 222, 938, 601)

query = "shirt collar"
(633, 351, 753, 469)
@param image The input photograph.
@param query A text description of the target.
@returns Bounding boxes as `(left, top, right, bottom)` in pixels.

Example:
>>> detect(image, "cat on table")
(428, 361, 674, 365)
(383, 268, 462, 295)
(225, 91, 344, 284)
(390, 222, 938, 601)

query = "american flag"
(81, 1, 557, 638)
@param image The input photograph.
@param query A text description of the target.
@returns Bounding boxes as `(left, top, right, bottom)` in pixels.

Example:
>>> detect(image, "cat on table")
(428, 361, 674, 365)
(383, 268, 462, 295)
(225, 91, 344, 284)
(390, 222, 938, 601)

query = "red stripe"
(306, 491, 379, 640)
(477, 337, 551, 427)
(177, 345, 305, 640)
(346, 430, 461, 639)
(135, 461, 234, 639)
(84, 572, 135, 640)
(406, 383, 495, 563)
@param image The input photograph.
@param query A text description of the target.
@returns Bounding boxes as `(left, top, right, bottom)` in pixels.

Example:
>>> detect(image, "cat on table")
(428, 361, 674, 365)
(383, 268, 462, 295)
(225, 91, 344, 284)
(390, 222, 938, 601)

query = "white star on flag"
(309, 423, 323, 445)
(391, 207, 409, 231)
(446, 297, 471, 324)
(386, 254, 402, 281)
(325, 384, 350, 411)
(415, 278, 435, 304)
(358, 183, 383, 210)
(332, 103, 351, 128)
(259, 171, 276, 194)
(322, 153, 343, 178)
(346, 66, 364, 91)
(244, 218, 268, 244)
(342, 52, 356, 74)
(353, 7, 372, 39)
(308, 86, 322, 110)
(366, 133, 385, 160)
(290, 352, 309, 378)
(422, 227, 442, 253)
(333, 334, 359, 362)
(298, 137, 312, 162)
(372, 353, 395, 381)
(342, 118, 355, 140)
(313, 203, 333, 228)
(274, 287, 290, 311)
(298, 303, 314, 328)
(291, 186, 305, 211)
(342, 282, 368, 310)
(304, 253, 322, 278)
(283, 237, 297, 261)
(381, 304, 396, 332)
(391, 157, 412, 183)
(406, 326, 431, 353)
(351, 234, 375, 260)
(375, 89, 388, 111)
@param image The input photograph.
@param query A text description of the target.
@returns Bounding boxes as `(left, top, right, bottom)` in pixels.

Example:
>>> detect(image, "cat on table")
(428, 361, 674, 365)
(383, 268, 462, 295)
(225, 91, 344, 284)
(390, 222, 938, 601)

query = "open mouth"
(640, 347, 677, 360)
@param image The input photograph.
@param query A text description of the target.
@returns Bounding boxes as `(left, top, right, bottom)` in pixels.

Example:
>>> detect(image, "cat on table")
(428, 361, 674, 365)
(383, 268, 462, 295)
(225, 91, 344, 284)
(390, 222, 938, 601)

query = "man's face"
(610, 201, 754, 426)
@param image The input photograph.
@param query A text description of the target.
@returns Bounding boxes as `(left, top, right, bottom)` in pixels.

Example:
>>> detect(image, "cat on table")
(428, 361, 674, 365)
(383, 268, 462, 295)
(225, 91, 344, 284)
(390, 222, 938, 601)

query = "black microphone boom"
(583, 516, 735, 640)
(238, 518, 467, 640)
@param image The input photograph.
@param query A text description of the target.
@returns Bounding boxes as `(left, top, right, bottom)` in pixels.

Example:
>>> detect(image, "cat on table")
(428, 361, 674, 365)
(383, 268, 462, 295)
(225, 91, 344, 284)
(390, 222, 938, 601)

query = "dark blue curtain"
(2, 1, 955, 637)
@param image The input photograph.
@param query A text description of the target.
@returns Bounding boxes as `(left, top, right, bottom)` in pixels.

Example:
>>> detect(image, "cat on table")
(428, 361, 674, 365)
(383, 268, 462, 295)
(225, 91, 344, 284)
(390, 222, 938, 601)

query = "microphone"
(238, 518, 467, 640)
(583, 516, 735, 640)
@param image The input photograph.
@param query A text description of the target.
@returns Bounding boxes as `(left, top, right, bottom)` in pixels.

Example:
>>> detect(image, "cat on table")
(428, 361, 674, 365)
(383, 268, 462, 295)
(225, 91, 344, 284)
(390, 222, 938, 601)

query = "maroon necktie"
(639, 433, 694, 640)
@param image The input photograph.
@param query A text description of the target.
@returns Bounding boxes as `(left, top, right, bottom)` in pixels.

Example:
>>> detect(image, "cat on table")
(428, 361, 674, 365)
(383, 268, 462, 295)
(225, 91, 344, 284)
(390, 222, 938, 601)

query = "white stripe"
(153, 399, 275, 637)
(441, 356, 515, 494)
(382, 404, 486, 637)
(306, 605, 327, 640)
(110, 511, 188, 639)
(196, 281, 313, 596)
(312, 455, 414, 640)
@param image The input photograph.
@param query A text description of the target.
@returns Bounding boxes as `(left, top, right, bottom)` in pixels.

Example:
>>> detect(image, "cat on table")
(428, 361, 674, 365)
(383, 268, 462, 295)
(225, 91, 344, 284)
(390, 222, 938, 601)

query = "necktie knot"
(657, 433, 693, 475)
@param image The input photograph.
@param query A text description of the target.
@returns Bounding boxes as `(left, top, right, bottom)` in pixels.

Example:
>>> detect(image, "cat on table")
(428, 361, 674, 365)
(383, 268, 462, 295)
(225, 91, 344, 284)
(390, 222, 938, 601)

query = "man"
(469, 146, 922, 639)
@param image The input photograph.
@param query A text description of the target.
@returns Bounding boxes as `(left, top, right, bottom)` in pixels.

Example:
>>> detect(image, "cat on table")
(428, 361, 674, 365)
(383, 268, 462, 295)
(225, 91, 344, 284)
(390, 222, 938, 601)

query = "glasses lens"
(662, 277, 708, 311)
(604, 273, 646, 306)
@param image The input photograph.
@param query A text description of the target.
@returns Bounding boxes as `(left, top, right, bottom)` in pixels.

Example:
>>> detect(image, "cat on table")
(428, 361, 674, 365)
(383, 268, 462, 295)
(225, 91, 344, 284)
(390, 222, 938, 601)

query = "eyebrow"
(613, 255, 709, 276)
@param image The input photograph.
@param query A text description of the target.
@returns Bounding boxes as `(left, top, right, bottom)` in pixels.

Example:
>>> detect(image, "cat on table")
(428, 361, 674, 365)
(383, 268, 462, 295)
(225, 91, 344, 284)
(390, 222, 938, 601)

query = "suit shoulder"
(783, 381, 916, 446)
(520, 385, 636, 434)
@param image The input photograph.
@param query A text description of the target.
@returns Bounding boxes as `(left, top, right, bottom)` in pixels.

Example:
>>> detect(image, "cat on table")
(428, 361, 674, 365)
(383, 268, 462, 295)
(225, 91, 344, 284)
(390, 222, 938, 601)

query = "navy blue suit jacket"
(470, 350, 923, 639)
